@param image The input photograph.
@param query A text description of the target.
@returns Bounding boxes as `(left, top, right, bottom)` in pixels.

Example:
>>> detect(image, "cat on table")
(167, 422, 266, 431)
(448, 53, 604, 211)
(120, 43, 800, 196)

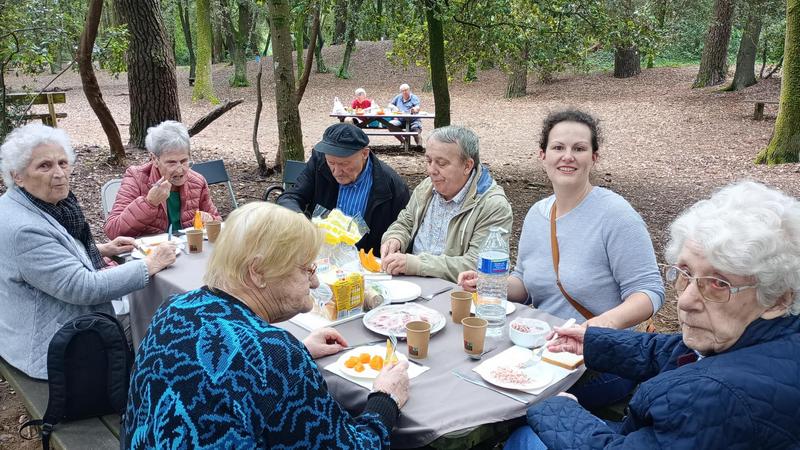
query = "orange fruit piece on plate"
(359, 353, 371, 363)
(369, 355, 384, 371)
(354, 363, 365, 372)
(344, 357, 359, 368)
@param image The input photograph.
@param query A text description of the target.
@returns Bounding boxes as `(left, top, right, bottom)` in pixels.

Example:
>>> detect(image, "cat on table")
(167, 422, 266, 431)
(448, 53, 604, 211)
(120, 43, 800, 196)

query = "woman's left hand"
(304, 327, 349, 359)
(382, 253, 407, 276)
(199, 211, 215, 222)
(98, 236, 136, 257)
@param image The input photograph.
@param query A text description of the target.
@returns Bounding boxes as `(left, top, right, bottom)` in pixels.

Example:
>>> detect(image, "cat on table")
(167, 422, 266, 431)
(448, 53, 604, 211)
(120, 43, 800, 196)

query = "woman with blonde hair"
(125, 202, 409, 448)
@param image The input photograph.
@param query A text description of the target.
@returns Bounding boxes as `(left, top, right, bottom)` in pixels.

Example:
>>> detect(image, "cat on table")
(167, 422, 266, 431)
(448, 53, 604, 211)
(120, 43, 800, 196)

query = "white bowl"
(509, 318, 551, 348)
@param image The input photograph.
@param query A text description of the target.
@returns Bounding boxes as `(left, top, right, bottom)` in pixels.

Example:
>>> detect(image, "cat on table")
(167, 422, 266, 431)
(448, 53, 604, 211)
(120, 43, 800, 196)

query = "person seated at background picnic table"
(380, 125, 512, 283)
(351, 87, 381, 128)
(458, 109, 664, 410)
(104, 120, 221, 239)
(277, 123, 410, 254)
(125, 201, 410, 449)
(505, 181, 800, 450)
(389, 83, 422, 146)
(0, 123, 176, 380)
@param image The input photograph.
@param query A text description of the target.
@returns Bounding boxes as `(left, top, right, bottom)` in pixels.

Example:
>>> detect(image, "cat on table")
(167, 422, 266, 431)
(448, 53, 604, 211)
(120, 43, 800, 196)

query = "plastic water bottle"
(476, 227, 509, 337)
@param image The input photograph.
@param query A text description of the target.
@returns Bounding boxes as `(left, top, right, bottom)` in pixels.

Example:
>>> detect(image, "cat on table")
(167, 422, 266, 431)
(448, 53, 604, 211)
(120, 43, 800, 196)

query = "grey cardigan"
(0, 188, 149, 379)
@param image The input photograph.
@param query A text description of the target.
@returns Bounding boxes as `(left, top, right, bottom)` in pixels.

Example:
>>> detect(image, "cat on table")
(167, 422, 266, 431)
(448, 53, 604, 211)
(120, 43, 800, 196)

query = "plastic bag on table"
(332, 96, 347, 115)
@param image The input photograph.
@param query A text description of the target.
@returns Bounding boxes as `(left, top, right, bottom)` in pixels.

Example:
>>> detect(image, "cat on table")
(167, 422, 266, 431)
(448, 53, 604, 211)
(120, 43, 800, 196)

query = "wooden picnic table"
(128, 243, 583, 448)
(331, 111, 435, 151)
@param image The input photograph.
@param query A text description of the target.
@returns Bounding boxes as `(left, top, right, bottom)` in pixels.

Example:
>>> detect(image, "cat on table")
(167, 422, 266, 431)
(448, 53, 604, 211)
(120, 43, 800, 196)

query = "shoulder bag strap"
(550, 202, 595, 320)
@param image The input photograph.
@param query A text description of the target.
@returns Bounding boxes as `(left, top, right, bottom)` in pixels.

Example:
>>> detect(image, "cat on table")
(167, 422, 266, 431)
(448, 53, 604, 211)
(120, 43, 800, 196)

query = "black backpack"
(20, 312, 133, 450)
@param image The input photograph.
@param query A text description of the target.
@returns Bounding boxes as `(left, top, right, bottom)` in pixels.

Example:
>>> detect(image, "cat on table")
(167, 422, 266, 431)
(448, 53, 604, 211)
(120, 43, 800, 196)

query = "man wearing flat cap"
(277, 123, 410, 253)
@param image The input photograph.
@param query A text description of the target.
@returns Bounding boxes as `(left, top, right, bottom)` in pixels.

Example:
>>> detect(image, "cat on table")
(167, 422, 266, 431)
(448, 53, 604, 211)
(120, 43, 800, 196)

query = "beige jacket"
(381, 166, 513, 282)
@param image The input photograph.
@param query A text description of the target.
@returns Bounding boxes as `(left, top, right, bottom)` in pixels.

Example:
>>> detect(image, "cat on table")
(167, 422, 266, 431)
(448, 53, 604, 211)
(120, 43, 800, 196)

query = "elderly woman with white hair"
(505, 181, 800, 450)
(104, 120, 221, 239)
(0, 123, 176, 379)
(125, 202, 410, 448)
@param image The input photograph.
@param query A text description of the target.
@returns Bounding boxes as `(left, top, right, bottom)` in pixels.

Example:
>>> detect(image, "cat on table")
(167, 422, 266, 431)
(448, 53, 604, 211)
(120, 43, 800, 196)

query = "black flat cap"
(314, 123, 370, 157)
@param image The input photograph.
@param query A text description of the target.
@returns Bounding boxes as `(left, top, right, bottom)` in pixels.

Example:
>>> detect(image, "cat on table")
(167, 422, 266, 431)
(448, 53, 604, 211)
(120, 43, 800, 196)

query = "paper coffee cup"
(405, 320, 431, 359)
(185, 229, 204, 253)
(451, 291, 473, 324)
(206, 220, 222, 243)
(461, 317, 488, 358)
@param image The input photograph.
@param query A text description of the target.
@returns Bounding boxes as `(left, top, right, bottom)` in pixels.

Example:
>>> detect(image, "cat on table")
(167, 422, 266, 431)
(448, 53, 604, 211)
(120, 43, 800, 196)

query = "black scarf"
(21, 189, 105, 270)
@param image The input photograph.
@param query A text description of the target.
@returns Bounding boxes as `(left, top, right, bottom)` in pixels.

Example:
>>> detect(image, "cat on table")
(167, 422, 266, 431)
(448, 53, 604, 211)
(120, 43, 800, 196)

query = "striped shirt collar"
(336, 156, 373, 218)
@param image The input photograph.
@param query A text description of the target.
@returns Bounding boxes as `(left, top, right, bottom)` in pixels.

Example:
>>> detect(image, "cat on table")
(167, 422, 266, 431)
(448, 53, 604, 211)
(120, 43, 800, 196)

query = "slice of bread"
(542, 349, 584, 370)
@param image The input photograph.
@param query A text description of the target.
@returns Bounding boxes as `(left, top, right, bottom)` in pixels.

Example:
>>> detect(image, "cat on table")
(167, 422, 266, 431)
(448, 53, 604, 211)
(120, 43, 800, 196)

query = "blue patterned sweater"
(125, 287, 397, 449)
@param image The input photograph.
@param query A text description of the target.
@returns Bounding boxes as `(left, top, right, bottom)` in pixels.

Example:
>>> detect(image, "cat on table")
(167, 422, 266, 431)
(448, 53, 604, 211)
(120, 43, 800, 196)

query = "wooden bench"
(364, 130, 421, 151)
(751, 100, 779, 120)
(0, 357, 120, 449)
(6, 92, 68, 127)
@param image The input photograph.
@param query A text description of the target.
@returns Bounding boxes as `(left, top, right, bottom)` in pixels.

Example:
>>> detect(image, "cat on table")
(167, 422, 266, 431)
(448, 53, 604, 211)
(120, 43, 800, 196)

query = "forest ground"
(1, 40, 797, 448)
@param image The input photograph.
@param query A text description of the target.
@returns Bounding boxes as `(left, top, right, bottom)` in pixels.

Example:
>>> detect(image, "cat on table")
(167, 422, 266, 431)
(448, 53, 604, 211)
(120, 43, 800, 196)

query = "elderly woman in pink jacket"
(104, 121, 221, 239)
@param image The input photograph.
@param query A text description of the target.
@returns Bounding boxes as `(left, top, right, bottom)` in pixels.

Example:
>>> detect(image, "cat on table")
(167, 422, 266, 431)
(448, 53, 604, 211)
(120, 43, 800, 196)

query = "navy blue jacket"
(527, 316, 800, 449)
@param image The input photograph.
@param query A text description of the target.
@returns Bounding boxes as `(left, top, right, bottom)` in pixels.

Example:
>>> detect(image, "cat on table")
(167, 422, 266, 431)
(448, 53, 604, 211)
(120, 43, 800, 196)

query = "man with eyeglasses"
(105, 120, 221, 239)
(505, 181, 800, 450)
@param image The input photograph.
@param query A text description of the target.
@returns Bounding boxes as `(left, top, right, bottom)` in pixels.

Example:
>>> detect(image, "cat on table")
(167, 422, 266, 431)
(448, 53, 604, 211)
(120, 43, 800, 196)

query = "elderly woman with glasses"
(0, 124, 176, 380)
(125, 202, 410, 448)
(505, 181, 800, 450)
(104, 120, 221, 239)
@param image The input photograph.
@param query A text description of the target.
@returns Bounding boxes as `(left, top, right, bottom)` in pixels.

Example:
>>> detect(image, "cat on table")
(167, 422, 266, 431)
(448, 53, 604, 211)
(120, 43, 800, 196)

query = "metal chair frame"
(190, 159, 239, 208)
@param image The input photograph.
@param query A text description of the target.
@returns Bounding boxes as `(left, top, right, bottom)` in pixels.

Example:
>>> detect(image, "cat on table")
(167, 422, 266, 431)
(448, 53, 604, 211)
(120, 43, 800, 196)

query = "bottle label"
(478, 258, 509, 274)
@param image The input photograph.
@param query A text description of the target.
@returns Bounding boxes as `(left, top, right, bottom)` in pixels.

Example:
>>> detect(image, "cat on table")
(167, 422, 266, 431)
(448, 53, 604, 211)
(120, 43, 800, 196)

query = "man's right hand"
(373, 360, 410, 409)
(144, 242, 177, 275)
(380, 238, 402, 260)
(146, 177, 172, 206)
(457, 270, 478, 293)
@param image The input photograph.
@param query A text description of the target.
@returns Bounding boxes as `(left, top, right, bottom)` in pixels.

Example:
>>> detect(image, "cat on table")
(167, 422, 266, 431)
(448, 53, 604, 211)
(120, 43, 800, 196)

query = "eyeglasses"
(662, 264, 758, 304)
(298, 263, 317, 279)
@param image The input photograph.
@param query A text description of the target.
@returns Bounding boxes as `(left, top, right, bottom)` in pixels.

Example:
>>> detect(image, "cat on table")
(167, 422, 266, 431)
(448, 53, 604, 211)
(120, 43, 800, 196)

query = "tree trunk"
(728, 0, 764, 91)
(252, 60, 268, 175)
(193, 0, 219, 103)
(315, 14, 328, 73)
(117, 0, 181, 148)
(756, 0, 800, 164)
(177, 0, 196, 84)
(426, 0, 450, 128)
(212, 15, 225, 63)
(614, 46, 641, 78)
(333, 0, 347, 45)
(80, 0, 126, 164)
(229, 0, 251, 87)
(337, 0, 364, 79)
(265, 0, 305, 164)
(296, 5, 319, 104)
(505, 44, 528, 98)
(294, 14, 306, 81)
(693, 0, 735, 88)
(647, 0, 669, 68)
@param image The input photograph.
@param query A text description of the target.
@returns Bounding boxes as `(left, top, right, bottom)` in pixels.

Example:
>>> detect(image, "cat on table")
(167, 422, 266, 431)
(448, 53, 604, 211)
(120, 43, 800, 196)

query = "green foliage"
(95, 25, 129, 75)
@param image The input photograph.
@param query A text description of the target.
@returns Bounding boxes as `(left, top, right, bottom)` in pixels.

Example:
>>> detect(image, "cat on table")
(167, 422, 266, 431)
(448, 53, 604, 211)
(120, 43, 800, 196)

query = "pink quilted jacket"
(104, 161, 221, 239)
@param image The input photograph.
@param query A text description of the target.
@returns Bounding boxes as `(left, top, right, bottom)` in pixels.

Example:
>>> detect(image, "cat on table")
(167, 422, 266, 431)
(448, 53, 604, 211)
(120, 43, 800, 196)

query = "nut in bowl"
(509, 318, 551, 348)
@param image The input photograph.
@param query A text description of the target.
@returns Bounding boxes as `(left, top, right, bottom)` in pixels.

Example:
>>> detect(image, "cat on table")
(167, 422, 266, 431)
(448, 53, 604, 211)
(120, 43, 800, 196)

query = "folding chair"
(263, 160, 306, 201)
(190, 159, 239, 208)
(100, 179, 122, 219)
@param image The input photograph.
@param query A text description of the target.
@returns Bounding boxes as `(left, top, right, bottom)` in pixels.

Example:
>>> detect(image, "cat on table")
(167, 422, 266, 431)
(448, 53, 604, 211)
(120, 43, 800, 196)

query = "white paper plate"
(470, 301, 516, 315)
(377, 280, 422, 303)
(480, 365, 552, 391)
(131, 236, 184, 259)
(362, 303, 446, 339)
(336, 345, 407, 379)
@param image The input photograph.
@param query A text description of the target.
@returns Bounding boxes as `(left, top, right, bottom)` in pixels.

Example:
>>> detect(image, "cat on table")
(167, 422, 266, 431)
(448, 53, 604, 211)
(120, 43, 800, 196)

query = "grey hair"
(427, 125, 480, 167)
(145, 120, 190, 157)
(355, 87, 366, 96)
(665, 181, 800, 315)
(399, 83, 410, 91)
(0, 123, 75, 188)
